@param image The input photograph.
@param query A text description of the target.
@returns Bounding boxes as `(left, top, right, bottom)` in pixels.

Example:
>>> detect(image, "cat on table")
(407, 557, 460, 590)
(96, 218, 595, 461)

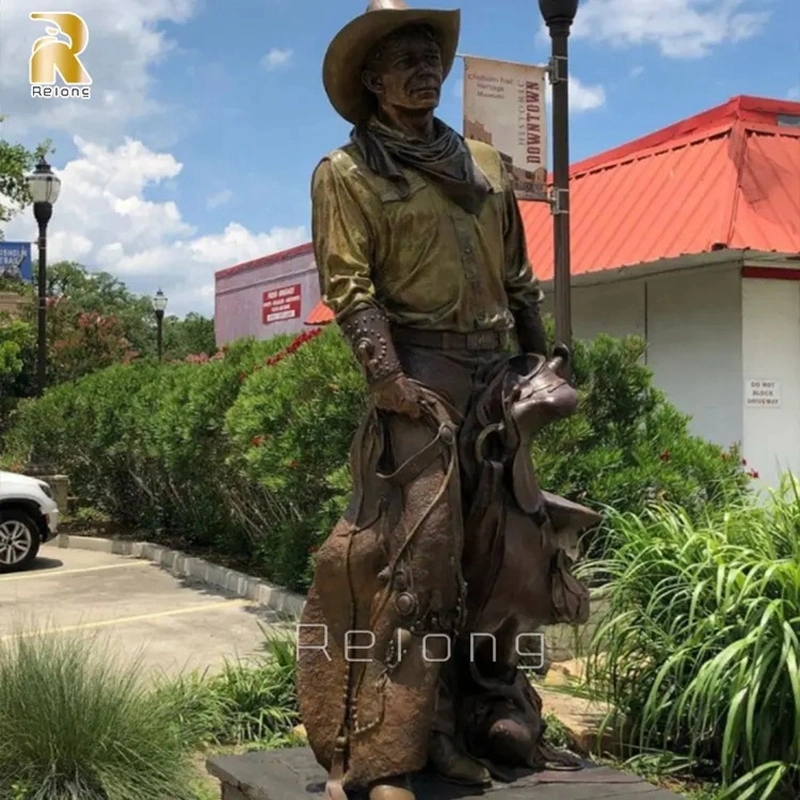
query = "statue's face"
(362, 25, 444, 114)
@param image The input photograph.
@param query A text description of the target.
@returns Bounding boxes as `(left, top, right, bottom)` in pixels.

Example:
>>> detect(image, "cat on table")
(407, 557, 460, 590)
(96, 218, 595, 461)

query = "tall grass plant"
(0, 628, 197, 800)
(153, 627, 300, 749)
(582, 475, 800, 799)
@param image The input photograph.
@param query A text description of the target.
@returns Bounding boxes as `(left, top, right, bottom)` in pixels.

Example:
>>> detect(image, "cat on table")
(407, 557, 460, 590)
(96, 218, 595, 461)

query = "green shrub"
(1, 336, 291, 558)
(224, 326, 365, 589)
(0, 315, 35, 430)
(582, 477, 800, 800)
(534, 332, 749, 528)
(0, 629, 197, 800)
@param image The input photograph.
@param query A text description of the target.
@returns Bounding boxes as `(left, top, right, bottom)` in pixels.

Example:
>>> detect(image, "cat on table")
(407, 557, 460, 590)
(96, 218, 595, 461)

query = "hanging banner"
(0, 241, 33, 282)
(462, 56, 548, 201)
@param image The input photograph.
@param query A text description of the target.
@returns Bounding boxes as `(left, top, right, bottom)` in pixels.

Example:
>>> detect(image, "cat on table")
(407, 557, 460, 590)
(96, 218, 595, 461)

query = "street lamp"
(26, 156, 61, 396)
(539, 0, 578, 353)
(152, 288, 168, 362)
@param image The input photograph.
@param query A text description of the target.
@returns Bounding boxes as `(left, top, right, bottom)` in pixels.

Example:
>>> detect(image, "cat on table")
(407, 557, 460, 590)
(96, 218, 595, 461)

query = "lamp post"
(539, 0, 578, 352)
(26, 156, 62, 396)
(152, 288, 168, 362)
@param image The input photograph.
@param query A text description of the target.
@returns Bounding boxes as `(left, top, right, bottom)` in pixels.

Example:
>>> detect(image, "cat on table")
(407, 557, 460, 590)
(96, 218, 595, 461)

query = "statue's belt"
(390, 325, 511, 352)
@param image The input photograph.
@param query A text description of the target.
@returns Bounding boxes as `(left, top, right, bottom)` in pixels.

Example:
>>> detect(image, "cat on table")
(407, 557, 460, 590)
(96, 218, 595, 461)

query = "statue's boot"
(368, 774, 415, 800)
(485, 713, 536, 765)
(429, 731, 492, 786)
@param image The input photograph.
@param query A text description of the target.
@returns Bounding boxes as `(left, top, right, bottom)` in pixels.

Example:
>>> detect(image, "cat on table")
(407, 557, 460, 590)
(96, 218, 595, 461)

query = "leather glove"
(339, 306, 423, 419)
(373, 373, 423, 419)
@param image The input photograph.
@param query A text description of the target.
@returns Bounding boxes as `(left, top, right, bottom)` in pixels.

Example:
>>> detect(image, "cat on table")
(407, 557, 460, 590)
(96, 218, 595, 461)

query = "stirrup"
(539, 742, 584, 771)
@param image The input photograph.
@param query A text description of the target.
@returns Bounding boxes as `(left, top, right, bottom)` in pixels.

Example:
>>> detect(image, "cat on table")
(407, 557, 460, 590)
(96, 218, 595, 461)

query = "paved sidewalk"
(0, 543, 287, 677)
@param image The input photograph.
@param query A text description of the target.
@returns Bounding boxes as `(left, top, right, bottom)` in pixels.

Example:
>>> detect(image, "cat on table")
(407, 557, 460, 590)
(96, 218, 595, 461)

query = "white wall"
(571, 281, 646, 342)
(646, 268, 743, 450)
(741, 279, 800, 490)
(541, 265, 743, 451)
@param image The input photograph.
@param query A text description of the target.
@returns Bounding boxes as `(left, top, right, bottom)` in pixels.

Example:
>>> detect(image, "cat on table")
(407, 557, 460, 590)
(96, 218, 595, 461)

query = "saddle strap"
(375, 420, 453, 486)
(462, 459, 506, 627)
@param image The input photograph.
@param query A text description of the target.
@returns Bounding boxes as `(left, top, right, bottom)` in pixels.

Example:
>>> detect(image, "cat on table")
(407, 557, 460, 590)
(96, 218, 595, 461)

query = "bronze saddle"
(459, 345, 602, 636)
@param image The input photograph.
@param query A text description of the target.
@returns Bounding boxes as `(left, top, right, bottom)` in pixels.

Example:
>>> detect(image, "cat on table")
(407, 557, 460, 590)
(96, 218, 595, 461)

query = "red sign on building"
(262, 283, 301, 324)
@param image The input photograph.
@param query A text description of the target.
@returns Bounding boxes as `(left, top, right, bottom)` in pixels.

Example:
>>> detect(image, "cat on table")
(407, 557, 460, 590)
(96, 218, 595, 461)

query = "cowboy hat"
(322, 0, 460, 124)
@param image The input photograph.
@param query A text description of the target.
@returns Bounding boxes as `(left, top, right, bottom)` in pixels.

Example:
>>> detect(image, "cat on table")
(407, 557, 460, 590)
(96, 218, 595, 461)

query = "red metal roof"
(215, 242, 313, 281)
(522, 94, 800, 281)
(286, 95, 799, 326)
(304, 298, 334, 326)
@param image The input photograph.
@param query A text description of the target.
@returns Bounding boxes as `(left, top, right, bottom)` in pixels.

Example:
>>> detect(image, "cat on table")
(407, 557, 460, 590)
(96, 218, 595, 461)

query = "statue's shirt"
(311, 138, 544, 333)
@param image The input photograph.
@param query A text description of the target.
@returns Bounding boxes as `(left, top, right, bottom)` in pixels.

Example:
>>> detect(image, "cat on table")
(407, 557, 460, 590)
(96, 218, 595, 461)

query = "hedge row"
(0, 323, 751, 591)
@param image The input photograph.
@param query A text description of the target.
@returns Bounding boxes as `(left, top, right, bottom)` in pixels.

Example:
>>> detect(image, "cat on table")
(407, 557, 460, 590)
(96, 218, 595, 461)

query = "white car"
(0, 470, 59, 573)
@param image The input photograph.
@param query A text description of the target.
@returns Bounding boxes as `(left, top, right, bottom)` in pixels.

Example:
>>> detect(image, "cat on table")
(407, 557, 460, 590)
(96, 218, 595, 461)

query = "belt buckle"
(466, 330, 496, 351)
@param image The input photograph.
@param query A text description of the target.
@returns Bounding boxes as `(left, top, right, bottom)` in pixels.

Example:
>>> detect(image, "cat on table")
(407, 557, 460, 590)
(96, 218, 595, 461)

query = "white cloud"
(563, 0, 770, 59)
(260, 48, 293, 70)
(544, 76, 607, 113)
(788, 86, 800, 101)
(630, 66, 645, 78)
(567, 77, 606, 112)
(0, 0, 196, 142)
(0, 2, 308, 319)
(206, 189, 232, 209)
(2, 137, 308, 317)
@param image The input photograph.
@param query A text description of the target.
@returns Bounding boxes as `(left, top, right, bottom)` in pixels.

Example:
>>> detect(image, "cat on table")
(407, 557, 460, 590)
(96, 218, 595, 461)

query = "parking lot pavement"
(0, 543, 291, 677)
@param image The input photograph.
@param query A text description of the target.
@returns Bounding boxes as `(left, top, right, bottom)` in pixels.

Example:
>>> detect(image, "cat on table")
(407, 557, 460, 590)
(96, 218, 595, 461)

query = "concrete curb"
(54, 534, 307, 619)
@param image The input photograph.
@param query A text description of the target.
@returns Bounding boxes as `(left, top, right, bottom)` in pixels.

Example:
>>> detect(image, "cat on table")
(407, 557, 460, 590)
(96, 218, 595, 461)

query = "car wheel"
(0, 510, 41, 573)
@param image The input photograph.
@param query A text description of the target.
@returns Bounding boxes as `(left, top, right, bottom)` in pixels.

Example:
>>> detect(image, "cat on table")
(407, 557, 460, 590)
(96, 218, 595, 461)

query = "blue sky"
(1, 0, 799, 316)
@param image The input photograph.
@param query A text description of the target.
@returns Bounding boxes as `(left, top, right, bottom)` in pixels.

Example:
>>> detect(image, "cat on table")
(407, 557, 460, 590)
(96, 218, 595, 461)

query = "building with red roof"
(214, 94, 800, 487)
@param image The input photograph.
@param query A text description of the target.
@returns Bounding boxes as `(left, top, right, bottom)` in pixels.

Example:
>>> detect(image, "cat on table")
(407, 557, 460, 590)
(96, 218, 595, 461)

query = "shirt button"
(464, 246, 472, 255)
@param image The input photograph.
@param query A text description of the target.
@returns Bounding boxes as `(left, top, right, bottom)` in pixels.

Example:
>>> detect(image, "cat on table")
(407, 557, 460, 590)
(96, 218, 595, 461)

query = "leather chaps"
(295, 344, 601, 794)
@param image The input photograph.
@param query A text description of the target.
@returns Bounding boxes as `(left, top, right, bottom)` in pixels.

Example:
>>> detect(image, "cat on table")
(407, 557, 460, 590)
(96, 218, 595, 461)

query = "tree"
(46, 261, 155, 356)
(0, 314, 35, 424)
(162, 312, 216, 360)
(3, 260, 218, 399)
(0, 116, 53, 234)
(44, 261, 217, 361)
(49, 305, 133, 383)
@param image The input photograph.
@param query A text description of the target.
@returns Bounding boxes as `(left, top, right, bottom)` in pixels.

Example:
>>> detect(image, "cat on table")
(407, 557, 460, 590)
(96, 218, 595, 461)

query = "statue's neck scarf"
(350, 115, 491, 215)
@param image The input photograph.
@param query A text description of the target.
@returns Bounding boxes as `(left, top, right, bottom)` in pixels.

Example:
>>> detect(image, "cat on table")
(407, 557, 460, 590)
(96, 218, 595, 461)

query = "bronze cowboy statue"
(296, 2, 601, 798)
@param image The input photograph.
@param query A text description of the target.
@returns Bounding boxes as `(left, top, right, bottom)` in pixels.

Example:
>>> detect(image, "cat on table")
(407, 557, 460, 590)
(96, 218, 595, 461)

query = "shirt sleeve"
(311, 155, 378, 322)
(500, 161, 545, 311)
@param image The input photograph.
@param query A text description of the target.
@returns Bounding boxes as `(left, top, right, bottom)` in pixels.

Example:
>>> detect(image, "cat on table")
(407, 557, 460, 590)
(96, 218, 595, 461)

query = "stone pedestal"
(40, 474, 70, 514)
(206, 747, 683, 799)
(7, 464, 69, 514)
